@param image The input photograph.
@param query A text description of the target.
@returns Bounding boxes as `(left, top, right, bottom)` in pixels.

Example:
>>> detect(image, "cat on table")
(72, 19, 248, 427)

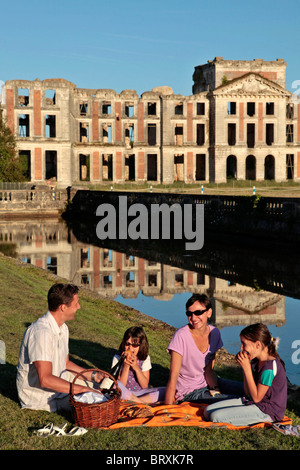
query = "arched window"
(226, 155, 237, 179)
(246, 155, 256, 180)
(264, 155, 275, 180)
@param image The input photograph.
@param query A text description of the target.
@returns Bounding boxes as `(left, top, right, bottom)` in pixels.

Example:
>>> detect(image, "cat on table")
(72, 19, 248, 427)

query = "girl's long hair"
(240, 323, 285, 370)
(119, 326, 149, 361)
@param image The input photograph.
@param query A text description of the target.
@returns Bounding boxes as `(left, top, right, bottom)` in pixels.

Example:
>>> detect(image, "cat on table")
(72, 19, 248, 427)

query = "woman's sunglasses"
(186, 308, 209, 317)
(125, 341, 140, 348)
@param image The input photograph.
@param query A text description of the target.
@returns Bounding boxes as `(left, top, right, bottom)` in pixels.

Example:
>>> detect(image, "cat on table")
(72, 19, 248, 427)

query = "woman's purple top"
(246, 358, 287, 421)
(167, 324, 223, 401)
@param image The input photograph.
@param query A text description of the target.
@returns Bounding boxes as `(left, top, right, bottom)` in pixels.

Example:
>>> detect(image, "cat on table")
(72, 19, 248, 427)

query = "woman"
(164, 294, 243, 405)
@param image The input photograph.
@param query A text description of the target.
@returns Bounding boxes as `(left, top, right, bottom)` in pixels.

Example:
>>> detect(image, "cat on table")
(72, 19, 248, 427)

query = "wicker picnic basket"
(69, 368, 121, 429)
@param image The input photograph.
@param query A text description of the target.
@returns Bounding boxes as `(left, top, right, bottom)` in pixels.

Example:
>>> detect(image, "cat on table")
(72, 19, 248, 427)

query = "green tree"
(0, 115, 27, 182)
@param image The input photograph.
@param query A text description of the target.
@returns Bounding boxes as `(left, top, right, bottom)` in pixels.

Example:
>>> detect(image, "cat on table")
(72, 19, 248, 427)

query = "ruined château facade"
(1, 57, 299, 188)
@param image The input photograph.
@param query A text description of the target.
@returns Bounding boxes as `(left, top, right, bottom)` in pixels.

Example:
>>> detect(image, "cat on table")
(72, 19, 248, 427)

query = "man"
(16, 283, 105, 412)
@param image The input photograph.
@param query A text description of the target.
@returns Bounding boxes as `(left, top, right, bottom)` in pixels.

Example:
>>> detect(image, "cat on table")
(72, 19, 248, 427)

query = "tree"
(0, 114, 27, 182)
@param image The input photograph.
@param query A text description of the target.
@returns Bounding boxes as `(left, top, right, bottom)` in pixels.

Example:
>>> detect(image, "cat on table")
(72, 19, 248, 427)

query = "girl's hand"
(235, 351, 251, 370)
(124, 351, 138, 370)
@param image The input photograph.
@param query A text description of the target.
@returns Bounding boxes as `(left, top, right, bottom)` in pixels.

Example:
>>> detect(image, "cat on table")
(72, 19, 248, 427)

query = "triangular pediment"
(213, 72, 290, 97)
(214, 288, 283, 314)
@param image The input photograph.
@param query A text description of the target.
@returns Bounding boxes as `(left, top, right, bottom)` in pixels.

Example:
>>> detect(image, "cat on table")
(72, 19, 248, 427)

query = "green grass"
(0, 253, 300, 451)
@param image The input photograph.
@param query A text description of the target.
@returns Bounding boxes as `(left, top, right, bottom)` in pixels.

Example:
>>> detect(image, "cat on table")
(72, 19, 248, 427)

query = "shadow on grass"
(0, 337, 170, 407)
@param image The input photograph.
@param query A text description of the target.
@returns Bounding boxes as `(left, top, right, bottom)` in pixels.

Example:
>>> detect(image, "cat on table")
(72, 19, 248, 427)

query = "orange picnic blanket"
(106, 401, 292, 430)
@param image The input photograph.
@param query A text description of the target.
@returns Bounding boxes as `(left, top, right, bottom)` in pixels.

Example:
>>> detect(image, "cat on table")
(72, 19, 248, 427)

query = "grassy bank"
(0, 253, 300, 451)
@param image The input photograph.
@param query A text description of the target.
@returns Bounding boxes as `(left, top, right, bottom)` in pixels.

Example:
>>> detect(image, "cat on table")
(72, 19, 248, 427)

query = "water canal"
(1, 216, 300, 386)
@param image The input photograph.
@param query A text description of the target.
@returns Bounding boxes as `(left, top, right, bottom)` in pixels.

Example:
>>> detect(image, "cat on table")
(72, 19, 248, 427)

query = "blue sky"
(1, 0, 300, 96)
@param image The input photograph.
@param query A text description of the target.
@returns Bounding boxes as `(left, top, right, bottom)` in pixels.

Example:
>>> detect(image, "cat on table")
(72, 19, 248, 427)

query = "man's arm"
(34, 358, 105, 395)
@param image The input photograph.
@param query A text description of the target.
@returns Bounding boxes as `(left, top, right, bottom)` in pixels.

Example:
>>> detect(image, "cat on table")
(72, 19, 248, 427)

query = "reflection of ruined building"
(0, 218, 285, 329)
(212, 278, 285, 328)
(1, 58, 299, 186)
(0, 219, 72, 281)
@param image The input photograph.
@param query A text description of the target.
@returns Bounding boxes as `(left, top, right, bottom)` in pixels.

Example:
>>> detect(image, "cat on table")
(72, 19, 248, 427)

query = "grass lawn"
(0, 253, 300, 451)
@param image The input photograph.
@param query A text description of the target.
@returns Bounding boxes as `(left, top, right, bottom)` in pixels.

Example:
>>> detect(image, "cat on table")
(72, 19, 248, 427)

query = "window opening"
(174, 154, 184, 181)
(147, 102, 156, 115)
(175, 103, 183, 115)
(148, 274, 157, 287)
(18, 150, 31, 180)
(196, 154, 205, 180)
(45, 89, 56, 105)
(247, 102, 255, 116)
(264, 155, 275, 180)
(227, 102, 236, 115)
(197, 124, 205, 146)
(125, 255, 135, 267)
(18, 88, 29, 107)
(125, 154, 135, 181)
(80, 122, 89, 142)
(286, 154, 294, 179)
(126, 272, 135, 287)
(148, 124, 156, 145)
(102, 154, 113, 180)
(45, 115, 56, 138)
(125, 124, 134, 148)
(147, 154, 157, 181)
(102, 102, 111, 115)
(103, 124, 112, 143)
(81, 274, 90, 285)
(226, 155, 237, 180)
(228, 124, 236, 146)
(175, 125, 183, 146)
(80, 248, 90, 268)
(247, 123, 255, 148)
(103, 248, 113, 267)
(47, 256, 57, 275)
(19, 114, 30, 137)
(266, 123, 274, 146)
(45, 150, 57, 180)
(125, 102, 134, 117)
(197, 273, 205, 285)
(197, 103, 205, 115)
(266, 102, 274, 115)
(286, 104, 294, 119)
(79, 154, 90, 181)
(103, 275, 113, 288)
(245, 155, 256, 180)
(286, 124, 294, 143)
(80, 102, 88, 116)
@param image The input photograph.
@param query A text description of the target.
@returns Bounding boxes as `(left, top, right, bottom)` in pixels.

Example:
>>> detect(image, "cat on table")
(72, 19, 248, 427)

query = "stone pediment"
(213, 73, 290, 97)
(214, 288, 283, 314)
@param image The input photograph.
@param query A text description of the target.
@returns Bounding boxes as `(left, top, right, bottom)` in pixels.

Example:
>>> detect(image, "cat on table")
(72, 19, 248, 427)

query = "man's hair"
(47, 283, 79, 311)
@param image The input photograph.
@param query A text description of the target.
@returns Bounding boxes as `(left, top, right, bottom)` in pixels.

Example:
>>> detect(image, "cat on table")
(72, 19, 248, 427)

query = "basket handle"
(69, 368, 120, 397)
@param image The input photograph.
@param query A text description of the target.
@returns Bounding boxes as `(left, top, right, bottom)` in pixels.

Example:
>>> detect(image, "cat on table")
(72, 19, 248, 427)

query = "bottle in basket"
(100, 354, 125, 392)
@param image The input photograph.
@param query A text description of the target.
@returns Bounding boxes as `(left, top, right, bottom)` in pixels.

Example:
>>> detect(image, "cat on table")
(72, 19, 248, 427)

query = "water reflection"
(1, 217, 299, 385)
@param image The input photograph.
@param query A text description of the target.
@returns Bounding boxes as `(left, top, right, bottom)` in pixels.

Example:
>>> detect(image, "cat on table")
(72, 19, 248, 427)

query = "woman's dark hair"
(186, 293, 212, 311)
(240, 323, 285, 369)
(47, 283, 79, 312)
(119, 326, 149, 361)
